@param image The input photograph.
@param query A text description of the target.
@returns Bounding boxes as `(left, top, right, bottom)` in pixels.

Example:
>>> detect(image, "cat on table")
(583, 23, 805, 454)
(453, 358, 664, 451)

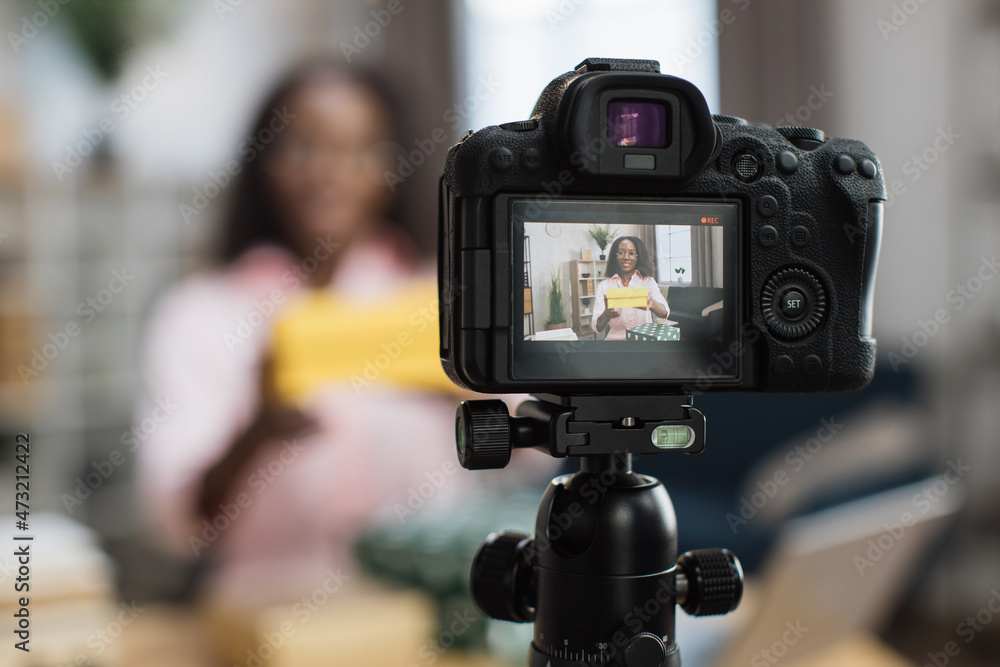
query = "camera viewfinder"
(607, 100, 670, 148)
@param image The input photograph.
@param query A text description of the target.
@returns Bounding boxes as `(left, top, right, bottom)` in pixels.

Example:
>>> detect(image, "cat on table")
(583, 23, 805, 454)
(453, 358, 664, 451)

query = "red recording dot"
(701, 217, 707, 223)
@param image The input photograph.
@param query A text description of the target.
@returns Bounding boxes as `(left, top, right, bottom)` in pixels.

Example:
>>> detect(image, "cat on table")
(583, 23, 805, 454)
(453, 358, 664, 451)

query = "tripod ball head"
(469, 461, 744, 667)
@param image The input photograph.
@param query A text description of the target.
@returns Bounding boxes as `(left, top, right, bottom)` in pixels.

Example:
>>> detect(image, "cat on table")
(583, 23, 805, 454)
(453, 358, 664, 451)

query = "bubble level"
(651, 425, 695, 449)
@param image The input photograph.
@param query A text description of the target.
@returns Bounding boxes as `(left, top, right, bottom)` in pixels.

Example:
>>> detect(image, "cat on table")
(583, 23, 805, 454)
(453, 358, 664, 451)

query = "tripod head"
(456, 395, 744, 667)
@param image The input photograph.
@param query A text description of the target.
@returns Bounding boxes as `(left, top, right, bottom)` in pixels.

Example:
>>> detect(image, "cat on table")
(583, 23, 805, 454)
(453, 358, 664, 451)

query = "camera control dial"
(761, 268, 827, 340)
(776, 126, 826, 150)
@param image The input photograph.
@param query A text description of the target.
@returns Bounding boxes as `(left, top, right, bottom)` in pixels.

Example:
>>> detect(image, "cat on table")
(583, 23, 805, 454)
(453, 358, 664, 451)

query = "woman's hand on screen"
(604, 295, 620, 318)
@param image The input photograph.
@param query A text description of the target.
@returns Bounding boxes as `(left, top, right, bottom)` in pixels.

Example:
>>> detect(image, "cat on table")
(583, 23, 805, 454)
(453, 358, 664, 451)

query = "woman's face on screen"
(616, 239, 638, 274)
(265, 77, 394, 251)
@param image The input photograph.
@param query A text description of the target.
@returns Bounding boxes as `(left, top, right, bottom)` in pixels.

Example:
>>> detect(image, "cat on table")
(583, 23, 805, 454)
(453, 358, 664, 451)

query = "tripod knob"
(456, 400, 513, 470)
(676, 548, 743, 616)
(623, 633, 667, 667)
(470, 531, 535, 623)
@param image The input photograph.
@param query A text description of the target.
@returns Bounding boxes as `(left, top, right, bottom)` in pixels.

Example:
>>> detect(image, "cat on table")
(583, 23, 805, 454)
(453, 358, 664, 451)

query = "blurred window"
(456, 0, 721, 131)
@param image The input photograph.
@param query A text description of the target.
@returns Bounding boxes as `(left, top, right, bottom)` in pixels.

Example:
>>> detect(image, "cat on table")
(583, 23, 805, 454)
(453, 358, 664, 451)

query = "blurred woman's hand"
(198, 354, 318, 519)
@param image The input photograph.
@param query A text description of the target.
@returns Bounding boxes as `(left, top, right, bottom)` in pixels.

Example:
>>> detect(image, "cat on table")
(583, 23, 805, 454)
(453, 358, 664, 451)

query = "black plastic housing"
(439, 58, 885, 394)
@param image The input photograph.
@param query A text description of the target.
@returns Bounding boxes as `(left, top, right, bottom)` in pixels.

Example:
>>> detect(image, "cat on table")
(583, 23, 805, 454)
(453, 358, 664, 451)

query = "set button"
(761, 267, 827, 340)
(778, 288, 807, 320)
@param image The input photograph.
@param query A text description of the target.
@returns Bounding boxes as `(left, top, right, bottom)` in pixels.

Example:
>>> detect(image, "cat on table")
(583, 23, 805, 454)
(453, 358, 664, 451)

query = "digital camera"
(439, 58, 884, 394)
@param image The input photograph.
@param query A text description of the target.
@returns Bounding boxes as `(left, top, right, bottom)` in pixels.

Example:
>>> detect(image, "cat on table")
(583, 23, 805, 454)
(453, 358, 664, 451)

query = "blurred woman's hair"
(605, 236, 655, 278)
(216, 60, 406, 264)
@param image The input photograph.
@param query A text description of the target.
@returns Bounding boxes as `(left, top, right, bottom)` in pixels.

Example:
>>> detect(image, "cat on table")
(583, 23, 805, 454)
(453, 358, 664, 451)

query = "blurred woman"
(592, 236, 669, 340)
(135, 62, 465, 604)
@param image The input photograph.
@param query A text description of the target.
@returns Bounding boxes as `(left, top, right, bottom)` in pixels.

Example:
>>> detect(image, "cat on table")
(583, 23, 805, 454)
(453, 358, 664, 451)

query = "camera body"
(439, 58, 884, 394)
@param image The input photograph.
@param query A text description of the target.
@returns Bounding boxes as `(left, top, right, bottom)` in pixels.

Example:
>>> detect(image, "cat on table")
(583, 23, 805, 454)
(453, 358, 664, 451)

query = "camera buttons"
(835, 154, 856, 174)
(777, 151, 798, 174)
(803, 355, 823, 376)
(779, 289, 807, 320)
(757, 195, 779, 217)
(761, 267, 827, 340)
(521, 148, 542, 172)
(775, 355, 794, 372)
(488, 147, 515, 171)
(790, 225, 810, 248)
(860, 159, 877, 178)
(733, 151, 761, 182)
(758, 225, 778, 247)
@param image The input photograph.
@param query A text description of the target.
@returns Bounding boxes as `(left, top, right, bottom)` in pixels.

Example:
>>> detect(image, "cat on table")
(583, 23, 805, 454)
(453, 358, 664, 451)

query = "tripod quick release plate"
(456, 395, 704, 470)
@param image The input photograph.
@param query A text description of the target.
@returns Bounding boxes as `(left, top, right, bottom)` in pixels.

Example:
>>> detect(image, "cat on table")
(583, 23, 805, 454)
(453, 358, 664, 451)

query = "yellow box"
(606, 286, 648, 309)
(271, 279, 457, 402)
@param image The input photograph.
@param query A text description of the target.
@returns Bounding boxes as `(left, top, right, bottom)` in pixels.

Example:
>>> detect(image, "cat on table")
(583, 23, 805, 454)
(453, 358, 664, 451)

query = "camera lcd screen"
(511, 199, 741, 384)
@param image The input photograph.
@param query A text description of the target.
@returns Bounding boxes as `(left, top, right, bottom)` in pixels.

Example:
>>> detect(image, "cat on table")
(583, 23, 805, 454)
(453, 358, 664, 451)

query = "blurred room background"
(0, 0, 998, 666)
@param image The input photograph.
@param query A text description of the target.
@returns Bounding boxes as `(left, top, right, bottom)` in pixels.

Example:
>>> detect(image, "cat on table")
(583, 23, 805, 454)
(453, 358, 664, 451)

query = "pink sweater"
(134, 237, 467, 602)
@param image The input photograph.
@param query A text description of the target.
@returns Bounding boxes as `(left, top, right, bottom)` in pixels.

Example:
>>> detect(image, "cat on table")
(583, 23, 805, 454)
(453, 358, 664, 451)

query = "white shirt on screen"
(591, 271, 669, 341)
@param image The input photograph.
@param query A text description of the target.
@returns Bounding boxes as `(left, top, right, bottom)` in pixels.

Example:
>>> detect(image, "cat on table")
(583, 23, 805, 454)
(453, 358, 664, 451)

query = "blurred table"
(111, 599, 915, 667)
(786, 634, 915, 667)
(116, 602, 912, 667)
(0, 513, 123, 667)
(118, 587, 513, 667)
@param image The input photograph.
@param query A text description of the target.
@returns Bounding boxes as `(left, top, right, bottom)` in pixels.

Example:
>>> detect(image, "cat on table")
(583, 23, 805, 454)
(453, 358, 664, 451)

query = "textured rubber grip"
(457, 400, 512, 470)
(776, 126, 826, 143)
(470, 531, 535, 623)
(677, 548, 744, 616)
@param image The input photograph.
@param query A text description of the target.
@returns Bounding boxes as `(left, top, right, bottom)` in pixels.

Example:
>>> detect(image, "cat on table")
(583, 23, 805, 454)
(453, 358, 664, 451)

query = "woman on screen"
(592, 236, 669, 340)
